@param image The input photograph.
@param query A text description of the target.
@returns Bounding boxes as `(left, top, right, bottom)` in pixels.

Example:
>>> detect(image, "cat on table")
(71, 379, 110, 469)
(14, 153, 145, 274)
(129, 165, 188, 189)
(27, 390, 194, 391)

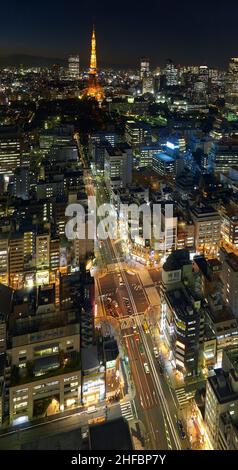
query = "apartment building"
(190, 205, 221, 254)
(7, 284, 81, 424)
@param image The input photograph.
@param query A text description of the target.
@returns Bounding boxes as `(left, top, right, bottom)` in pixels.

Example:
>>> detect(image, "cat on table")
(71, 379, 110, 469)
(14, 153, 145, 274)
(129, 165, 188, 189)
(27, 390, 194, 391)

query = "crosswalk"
(175, 387, 195, 408)
(120, 400, 134, 421)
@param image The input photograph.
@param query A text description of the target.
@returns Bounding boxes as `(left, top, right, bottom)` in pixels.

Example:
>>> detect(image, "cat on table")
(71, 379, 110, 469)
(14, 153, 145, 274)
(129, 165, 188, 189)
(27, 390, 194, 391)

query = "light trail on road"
(109, 236, 182, 450)
(88, 170, 187, 450)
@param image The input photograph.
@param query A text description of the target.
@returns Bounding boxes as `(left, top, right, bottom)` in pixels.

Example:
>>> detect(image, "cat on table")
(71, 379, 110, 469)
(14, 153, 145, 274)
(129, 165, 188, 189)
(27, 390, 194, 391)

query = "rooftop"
(89, 417, 133, 450)
(165, 285, 201, 322)
(163, 249, 191, 272)
(193, 255, 222, 281)
(81, 345, 99, 372)
(208, 305, 236, 325)
(153, 152, 174, 163)
(209, 369, 238, 404)
(190, 204, 219, 218)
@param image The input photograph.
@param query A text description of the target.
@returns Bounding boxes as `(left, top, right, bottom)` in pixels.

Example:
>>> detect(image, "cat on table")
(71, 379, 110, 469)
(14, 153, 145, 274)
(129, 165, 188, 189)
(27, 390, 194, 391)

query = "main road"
(81, 141, 189, 450)
(89, 172, 189, 450)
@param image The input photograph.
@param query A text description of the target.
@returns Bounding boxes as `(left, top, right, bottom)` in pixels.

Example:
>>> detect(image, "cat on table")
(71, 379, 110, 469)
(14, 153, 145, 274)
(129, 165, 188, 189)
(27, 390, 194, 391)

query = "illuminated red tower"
(84, 25, 104, 101)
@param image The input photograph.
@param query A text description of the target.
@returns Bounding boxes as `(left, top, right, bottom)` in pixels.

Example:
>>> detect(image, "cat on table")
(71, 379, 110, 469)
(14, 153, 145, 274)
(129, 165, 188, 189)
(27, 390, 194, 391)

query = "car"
(159, 365, 164, 374)
(153, 347, 159, 358)
(144, 362, 150, 374)
(81, 425, 89, 440)
(157, 360, 164, 373)
(176, 419, 186, 439)
(86, 405, 96, 414)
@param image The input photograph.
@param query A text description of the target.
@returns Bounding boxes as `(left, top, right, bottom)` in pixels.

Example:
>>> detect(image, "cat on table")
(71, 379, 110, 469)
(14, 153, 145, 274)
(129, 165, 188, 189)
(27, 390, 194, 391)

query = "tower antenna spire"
(90, 22, 97, 73)
(83, 23, 104, 102)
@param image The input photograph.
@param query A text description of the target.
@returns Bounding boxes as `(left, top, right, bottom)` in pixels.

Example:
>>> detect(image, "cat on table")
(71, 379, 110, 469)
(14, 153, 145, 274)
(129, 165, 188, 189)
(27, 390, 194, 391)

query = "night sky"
(1, 0, 238, 67)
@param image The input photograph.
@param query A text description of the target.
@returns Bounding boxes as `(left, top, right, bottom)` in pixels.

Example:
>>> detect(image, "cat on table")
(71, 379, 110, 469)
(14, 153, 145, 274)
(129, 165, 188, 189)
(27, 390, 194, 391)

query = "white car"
(144, 362, 150, 374)
(86, 405, 96, 414)
(153, 347, 159, 358)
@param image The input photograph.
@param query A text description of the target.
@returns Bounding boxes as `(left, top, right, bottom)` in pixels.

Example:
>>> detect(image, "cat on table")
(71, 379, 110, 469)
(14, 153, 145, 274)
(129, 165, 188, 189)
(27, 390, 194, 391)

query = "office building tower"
(190, 205, 221, 255)
(9, 233, 24, 290)
(137, 142, 161, 167)
(13, 167, 30, 200)
(8, 284, 81, 424)
(161, 250, 203, 376)
(209, 138, 238, 174)
(140, 57, 150, 80)
(177, 217, 195, 251)
(220, 248, 238, 317)
(104, 143, 133, 189)
(164, 59, 178, 86)
(0, 234, 9, 286)
(142, 73, 154, 95)
(221, 202, 238, 250)
(125, 120, 151, 147)
(219, 412, 238, 450)
(0, 284, 13, 353)
(89, 133, 119, 174)
(89, 131, 118, 148)
(39, 125, 74, 152)
(226, 58, 238, 112)
(36, 233, 50, 271)
(68, 55, 80, 79)
(152, 152, 176, 177)
(0, 126, 21, 177)
(205, 368, 238, 449)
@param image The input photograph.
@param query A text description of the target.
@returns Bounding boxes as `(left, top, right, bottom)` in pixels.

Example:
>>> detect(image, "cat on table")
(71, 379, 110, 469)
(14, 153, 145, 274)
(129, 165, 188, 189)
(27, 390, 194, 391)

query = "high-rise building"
(205, 367, 238, 449)
(209, 138, 238, 174)
(68, 55, 80, 79)
(140, 57, 150, 80)
(137, 142, 161, 167)
(125, 120, 151, 147)
(0, 126, 21, 177)
(221, 202, 238, 250)
(9, 233, 24, 290)
(190, 205, 221, 255)
(218, 412, 238, 450)
(0, 284, 13, 353)
(226, 58, 238, 112)
(142, 73, 154, 95)
(89, 132, 119, 174)
(104, 143, 133, 189)
(13, 167, 30, 200)
(36, 233, 50, 271)
(164, 59, 178, 86)
(0, 234, 9, 286)
(7, 284, 82, 424)
(177, 217, 195, 251)
(152, 152, 176, 177)
(140, 57, 154, 94)
(161, 250, 203, 377)
(39, 125, 74, 152)
(220, 248, 238, 317)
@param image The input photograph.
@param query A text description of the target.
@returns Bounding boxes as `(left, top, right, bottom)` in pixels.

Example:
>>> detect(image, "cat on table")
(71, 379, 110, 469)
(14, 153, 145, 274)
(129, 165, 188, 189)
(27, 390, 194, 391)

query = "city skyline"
(1, 0, 238, 68)
(1, 1, 238, 459)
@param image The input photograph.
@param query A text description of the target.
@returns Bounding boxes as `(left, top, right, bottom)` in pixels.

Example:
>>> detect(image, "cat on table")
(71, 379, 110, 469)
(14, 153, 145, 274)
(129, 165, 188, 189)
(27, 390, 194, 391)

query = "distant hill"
(0, 54, 67, 68)
(0, 54, 137, 70)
